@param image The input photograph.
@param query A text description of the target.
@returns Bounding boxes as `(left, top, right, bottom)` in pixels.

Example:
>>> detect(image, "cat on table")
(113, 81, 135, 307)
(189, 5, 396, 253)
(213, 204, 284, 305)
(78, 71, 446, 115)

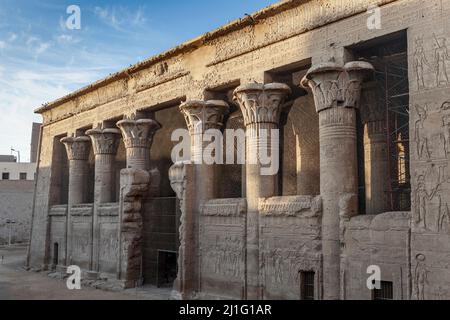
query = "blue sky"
(0, 0, 277, 162)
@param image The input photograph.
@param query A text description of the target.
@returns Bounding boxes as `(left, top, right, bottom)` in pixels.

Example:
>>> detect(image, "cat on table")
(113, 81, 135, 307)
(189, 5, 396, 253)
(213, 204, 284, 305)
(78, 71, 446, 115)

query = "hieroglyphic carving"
(201, 199, 246, 217)
(258, 196, 322, 217)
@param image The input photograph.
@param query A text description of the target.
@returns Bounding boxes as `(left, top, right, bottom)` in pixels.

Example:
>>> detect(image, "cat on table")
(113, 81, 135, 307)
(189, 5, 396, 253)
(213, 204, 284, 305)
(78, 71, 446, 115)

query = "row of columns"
(60, 118, 161, 270)
(170, 61, 375, 300)
(60, 59, 377, 298)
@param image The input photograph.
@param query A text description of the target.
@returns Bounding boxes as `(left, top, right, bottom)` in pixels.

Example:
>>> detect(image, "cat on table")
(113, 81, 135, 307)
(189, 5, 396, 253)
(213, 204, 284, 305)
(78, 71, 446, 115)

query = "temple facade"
(28, 0, 450, 299)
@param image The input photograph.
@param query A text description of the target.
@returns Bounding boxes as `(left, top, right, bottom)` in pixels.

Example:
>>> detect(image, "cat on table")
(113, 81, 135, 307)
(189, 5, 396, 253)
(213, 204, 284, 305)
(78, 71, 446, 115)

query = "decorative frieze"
(201, 198, 247, 217)
(259, 196, 322, 217)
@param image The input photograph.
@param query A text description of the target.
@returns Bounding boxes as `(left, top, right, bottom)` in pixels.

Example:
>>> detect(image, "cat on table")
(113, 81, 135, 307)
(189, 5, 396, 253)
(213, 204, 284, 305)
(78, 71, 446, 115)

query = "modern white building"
(0, 159, 37, 181)
(0, 122, 41, 244)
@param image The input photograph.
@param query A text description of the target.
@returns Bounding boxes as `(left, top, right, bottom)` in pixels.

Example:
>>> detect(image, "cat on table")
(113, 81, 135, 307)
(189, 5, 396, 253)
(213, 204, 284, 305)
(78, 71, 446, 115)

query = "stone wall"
(0, 180, 34, 244)
(142, 197, 178, 285)
(29, 0, 450, 299)
(259, 195, 322, 299)
(342, 212, 411, 300)
(199, 198, 247, 299)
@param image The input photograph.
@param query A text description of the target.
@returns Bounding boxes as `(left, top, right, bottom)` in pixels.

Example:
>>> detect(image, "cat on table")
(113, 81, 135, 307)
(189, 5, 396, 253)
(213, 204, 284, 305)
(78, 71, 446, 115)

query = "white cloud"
(8, 33, 17, 42)
(0, 41, 6, 49)
(56, 34, 81, 45)
(94, 5, 148, 31)
(35, 42, 50, 55)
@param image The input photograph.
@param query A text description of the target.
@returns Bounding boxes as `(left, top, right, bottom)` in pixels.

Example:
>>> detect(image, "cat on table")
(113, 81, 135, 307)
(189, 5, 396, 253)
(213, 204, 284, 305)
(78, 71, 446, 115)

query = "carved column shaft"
(178, 100, 229, 297)
(60, 136, 91, 265)
(115, 118, 160, 287)
(233, 83, 291, 300)
(302, 61, 373, 300)
(86, 128, 121, 272)
(87, 128, 121, 203)
(168, 161, 195, 299)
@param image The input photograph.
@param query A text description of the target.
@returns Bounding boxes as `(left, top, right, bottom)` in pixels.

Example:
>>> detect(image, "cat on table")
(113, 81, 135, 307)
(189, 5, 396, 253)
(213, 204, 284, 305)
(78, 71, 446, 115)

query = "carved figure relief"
(433, 35, 450, 87)
(413, 37, 430, 90)
(413, 34, 450, 90)
(203, 234, 244, 278)
(414, 102, 450, 161)
(413, 165, 450, 232)
(415, 104, 430, 160)
(413, 254, 429, 300)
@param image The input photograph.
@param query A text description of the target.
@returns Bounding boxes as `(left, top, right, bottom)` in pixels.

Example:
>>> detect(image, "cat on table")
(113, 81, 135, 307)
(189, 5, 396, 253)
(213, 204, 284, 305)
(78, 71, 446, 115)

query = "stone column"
(179, 100, 229, 199)
(360, 84, 389, 215)
(115, 118, 160, 288)
(60, 136, 91, 265)
(116, 118, 161, 170)
(301, 61, 373, 300)
(233, 83, 291, 299)
(178, 100, 229, 297)
(168, 161, 195, 299)
(86, 127, 121, 272)
(86, 128, 121, 203)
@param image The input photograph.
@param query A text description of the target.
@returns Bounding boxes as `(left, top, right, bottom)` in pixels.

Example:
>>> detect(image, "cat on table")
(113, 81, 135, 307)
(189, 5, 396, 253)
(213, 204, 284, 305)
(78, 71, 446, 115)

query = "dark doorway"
(53, 243, 59, 268)
(156, 250, 177, 288)
(351, 30, 411, 213)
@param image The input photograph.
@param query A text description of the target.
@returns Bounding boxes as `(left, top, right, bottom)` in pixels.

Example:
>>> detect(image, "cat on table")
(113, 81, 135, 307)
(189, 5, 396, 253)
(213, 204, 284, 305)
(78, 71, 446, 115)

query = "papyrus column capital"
(233, 83, 291, 126)
(116, 118, 161, 149)
(60, 136, 91, 161)
(86, 128, 121, 155)
(179, 100, 229, 136)
(301, 61, 374, 113)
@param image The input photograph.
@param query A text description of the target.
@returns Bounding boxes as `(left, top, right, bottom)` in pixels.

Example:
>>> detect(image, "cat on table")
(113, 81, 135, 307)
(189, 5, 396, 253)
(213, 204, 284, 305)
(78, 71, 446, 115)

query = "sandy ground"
(0, 245, 171, 300)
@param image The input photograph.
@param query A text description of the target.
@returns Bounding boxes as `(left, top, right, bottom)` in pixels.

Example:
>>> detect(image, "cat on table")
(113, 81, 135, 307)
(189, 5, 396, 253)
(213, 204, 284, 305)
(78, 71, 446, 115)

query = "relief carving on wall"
(414, 101, 450, 161)
(134, 57, 188, 93)
(413, 253, 429, 300)
(258, 196, 322, 217)
(201, 234, 244, 279)
(413, 164, 450, 232)
(260, 243, 320, 287)
(201, 199, 246, 217)
(413, 34, 450, 91)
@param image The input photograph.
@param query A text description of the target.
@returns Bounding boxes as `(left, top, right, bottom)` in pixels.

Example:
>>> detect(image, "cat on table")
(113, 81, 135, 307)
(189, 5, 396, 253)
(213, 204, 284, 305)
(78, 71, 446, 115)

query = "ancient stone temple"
(28, 0, 450, 299)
